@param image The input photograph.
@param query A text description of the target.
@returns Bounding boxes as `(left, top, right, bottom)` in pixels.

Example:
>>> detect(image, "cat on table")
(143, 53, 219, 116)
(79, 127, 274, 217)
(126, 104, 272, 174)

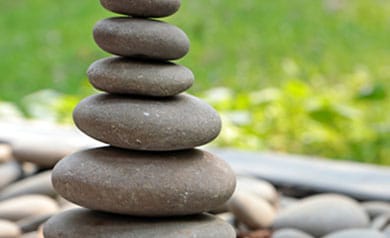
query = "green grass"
(0, 0, 389, 164)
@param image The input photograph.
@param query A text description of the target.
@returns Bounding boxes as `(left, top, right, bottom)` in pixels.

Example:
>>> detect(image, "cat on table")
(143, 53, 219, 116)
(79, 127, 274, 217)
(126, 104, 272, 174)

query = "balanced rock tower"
(43, 0, 236, 237)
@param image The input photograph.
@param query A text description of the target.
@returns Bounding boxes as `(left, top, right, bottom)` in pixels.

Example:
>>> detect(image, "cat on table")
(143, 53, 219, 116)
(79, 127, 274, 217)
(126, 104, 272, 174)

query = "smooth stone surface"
(228, 191, 275, 229)
(43, 209, 236, 238)
(362, 201, 390, 218)
(384, 226, 390, 237)
(236, 176, 278, 205)
(52, 147, 236, 216)
(88, 57, 194, 96)
(0, 161, 22, 190)
(21, 232, 41, 238)
(0, 195, 58, 221)
(371, 214, 390, 230)
(100, 0, 180, 17)
(272, 194, 369, 237)
(93, 17, 189, 60)
(0, 220, 21, 238)
(12, 139, 77, 168)
(273, 229, 314, 238)
(0, 171, 55, 201)
(17, 213, 52, 233)
(74, 94, 221, 151)
(322, 229, 386, 238)
(0, 144, 12, 163)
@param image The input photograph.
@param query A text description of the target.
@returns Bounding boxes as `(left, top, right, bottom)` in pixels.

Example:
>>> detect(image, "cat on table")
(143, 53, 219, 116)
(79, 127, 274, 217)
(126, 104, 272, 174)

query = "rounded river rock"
(88, 57, 194, 96)
(100, 0, 181, 18)
(43, 209, 236, 238)
(93, 17, 189, 60)
(52, 147, 236, 216)
(73, 93, 221, 151)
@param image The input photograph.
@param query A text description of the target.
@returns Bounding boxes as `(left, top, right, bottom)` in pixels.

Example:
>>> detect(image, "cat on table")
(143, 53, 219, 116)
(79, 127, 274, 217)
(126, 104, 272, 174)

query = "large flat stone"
(43, 209, 236, 238)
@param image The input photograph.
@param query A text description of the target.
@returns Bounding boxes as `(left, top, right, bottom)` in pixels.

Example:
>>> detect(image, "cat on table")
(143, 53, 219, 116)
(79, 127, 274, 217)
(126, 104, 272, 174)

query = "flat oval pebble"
(93, 17, 189, 60)
(322, 229, 386, 238)
(273, 229, 314, 238)
(228, 191, 275, 229)
(236, 176, 278, 205)
(0, 195, 58, 221)
(73, 94, 221, 151)
(272, 194, 369, 237)
(0, 161, 22, 190)
(0, 220, 21, 238)
(43, 209, 236, 238)
(100, 0, 181, 17)
(0, 171, 55, 201)
(52, 147, 236, 216)
(88, 57, 194, 96)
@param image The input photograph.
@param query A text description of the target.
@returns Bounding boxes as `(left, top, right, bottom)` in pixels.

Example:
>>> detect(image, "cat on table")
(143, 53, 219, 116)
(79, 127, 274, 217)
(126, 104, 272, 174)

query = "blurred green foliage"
(0, 0, 389, 164)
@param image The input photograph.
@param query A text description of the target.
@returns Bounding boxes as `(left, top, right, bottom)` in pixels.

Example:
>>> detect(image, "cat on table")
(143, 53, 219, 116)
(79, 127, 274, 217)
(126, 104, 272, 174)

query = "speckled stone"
(100, 0, 181, 17)
(93, 17, 189, 60)
(0, 195, 58, 221)
(52, 147, 236, 216)
(73, 94, 221, 151)
(322, 229, 386, 238)
(0, 220, 21, 238)
(272, 194, 369, 237)
(0, 171, 55, 201)
(43, 209, 236, 238)
(88, 57, 194, 96)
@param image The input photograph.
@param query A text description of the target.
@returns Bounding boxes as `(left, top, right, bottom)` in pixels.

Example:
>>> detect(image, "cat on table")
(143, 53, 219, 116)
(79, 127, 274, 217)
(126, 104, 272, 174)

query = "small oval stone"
(0, 195, 58, 221)
(52, 147, 236, 216)
(0, 161, 22, 190)
(93, 17, 189, 60)
(100, 0, 181, 18)
(0, 171, 55, 201)
(322, 229, 386, 238)
(0, 220, 21, 238)
(236, 176, 278, 205)
(88, 57, 194, 96)
(272, 194, 369, 237)
(43, 209, 236, 238)
(228, 191, 275, 229)
(73, 94, 221, 151)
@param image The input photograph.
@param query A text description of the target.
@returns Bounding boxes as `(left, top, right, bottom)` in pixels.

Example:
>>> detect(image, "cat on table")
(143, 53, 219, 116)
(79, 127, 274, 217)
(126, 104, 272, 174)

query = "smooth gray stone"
(52, 147, 236, 216)
(17, 213, 52, 233)
(73, 94, 221, 151)
(362, 201, 390, 218)
(272, 194, 369, 237)
(0, 171, 55, 201)
(100, 0, 181, 17)
(212, 149, 390, 202)
(236, 176, 278, 205)
(0, 161, 22, 190)
(93, 17, 189, 60)
(273, 229, 314, 238)
(88, 57, 194, 96)
(322, 229, 386, 238)
(43, 209, 236, 238)
(371, 214, 390, 230)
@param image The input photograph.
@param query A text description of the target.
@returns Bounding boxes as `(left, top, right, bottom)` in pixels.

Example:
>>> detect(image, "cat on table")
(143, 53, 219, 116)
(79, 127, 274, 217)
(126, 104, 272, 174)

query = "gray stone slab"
(212, 149, 390, 201)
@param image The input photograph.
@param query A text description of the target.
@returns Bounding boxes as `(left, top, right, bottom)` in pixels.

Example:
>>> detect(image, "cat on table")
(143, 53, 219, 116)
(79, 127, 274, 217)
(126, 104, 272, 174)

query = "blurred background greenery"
(0, 0, 389, 164)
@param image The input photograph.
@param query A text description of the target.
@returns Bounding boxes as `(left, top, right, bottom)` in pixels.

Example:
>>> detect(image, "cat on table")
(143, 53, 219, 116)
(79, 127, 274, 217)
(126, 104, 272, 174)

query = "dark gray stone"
(73, 93, 221, 151)
(100, 0, 181, 17)
(88, 57, 194, 96)
(43, 209, 236, 238)
(272, 194, 369, 237)
(0, 171, 55, 201)
(322, 229, 386, 238)
(52, 147, 236, 216)
(0, 161, 22, 190)
(93, 17, 189, 60)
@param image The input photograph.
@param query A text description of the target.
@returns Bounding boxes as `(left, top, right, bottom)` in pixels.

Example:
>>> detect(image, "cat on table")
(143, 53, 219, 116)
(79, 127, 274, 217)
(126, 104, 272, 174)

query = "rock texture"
(93, 18, 189, 60)
(52, 147, 235, 216)
(43, 209, 236, 238)
(99, 0, 181, 17)
(73, 94, 221, 151)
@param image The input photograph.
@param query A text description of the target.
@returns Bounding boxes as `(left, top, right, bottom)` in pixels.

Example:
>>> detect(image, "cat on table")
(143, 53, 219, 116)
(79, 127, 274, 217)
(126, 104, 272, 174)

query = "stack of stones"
(43, 0, 236, 237)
